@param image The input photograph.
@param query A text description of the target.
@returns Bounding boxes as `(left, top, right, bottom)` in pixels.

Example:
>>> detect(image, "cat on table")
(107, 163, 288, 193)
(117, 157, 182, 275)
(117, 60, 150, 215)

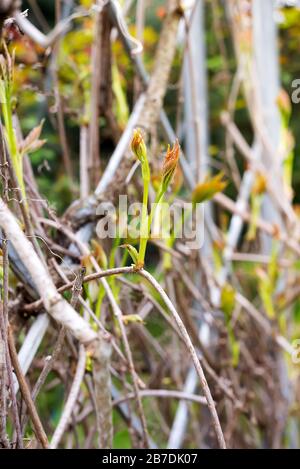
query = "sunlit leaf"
(120, 244, 139, 264)
(257, 268, 275, 319)
(192, 172, 227, 205)
(122, 314, 144, 325)
(220, 283, 236, 318)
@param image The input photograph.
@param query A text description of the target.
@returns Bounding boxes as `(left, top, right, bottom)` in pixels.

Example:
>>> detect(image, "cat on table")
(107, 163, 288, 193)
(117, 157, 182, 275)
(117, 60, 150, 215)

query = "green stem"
(1, 85, 26, 203)
(149, 189, 164, 229)
(138, 182, 165, 267)
(137, 162, 150, 266)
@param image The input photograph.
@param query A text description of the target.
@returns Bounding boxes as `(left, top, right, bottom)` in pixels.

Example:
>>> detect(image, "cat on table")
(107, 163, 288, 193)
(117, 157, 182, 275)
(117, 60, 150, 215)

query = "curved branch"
(0, 198, 98, 347)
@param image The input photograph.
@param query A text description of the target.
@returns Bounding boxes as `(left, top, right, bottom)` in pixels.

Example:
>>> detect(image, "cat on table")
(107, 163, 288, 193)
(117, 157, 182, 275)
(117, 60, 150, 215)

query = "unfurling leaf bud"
(120, 243, 139, 264)
(131, 128, 147, 163)
(192, 172, 227, 205)
(161, 140, 180, 192)
(252, 172, 267, 195)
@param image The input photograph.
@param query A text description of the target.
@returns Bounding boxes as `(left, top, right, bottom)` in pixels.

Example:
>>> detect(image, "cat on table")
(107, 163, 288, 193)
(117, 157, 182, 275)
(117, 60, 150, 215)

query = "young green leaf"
(192, 172, 227, 205)
(120, 244, 139, 265)
(161, 140, 180, 194)
(220, 283, 236, 319)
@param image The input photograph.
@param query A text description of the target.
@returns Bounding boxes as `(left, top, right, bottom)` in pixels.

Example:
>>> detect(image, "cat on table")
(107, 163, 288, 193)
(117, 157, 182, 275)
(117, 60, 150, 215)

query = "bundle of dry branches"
(0, 0, 299, 451)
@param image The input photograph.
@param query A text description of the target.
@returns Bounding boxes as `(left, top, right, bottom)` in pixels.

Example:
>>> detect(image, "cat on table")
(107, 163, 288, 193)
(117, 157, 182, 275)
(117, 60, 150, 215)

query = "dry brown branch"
(88, 0, 104, 188)
(0, 0, 298, 452)
(8, 326, 49, 448)
(27, 268, 86, 410)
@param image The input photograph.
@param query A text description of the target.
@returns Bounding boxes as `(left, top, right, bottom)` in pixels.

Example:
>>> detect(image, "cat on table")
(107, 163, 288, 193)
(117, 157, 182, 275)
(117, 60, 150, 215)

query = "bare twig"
(8, 326, 49, 448)
(50, 344, 86, 449)
(138, 268, 226, 449)
(14, 9, 86, 49)
(0, 198, 98, 347)
(27, 268, 86, 409)
(113, 389, 208, 406)
(92, 337, 113, 449)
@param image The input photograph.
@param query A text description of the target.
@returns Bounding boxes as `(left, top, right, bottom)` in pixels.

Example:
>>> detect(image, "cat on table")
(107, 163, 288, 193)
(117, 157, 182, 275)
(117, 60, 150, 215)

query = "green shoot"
(0, 45, 26, 204)
(130, 130, 180, 269)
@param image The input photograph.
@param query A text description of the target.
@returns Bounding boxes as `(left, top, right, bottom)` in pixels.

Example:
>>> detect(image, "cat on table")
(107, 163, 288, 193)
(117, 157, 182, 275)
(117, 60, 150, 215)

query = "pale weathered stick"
(113, 389, 208, 407)
(92, 338, 113, 449)
(0, 198, 97, 347)
(14, 315, 50, 395)
(50, 344, 86, 449)
(14, 9, 85, 49)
